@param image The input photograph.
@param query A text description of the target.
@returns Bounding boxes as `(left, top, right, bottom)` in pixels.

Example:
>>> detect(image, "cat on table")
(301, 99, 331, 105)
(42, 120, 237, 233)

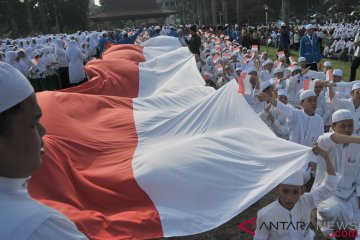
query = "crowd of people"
(1, 18, 360, 239)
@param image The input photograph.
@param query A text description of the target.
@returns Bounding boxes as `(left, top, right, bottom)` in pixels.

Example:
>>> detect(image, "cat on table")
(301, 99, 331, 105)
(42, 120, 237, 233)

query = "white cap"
(333, 69, 343, 77)
(332, 109, 353, 123)
(260, 80, 274, 92)
(246, 67, 257, 74)
(324, 61, 332, 67)
(121, 31, 127, 36)
(281, 22, 286, 27)
(300, 90, 316, 101)
(305, 24, 315, 30)
(274, 67, 283, 74)
(231, 52, 238, 57)
(262, 59, 273, 67)
(298, 57, 306, 62)
(154, 26, 161, 30)
(0, 62, 34, 113)
(277, 89, 287, 97)
(211, 49, 216, 55)
(235, 67, 242, 72)
(352, 82, 360, 91)
(281, 170, 304, 186)
(291, 65, 301, 72)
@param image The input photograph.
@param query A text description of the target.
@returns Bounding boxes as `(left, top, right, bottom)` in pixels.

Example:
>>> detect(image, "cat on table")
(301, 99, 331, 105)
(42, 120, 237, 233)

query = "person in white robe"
(254, 146, 339, 240)
(0, 62, 88, 240)
(327, 82, 360, 136)
(314, 110, 360, 238)
(256, 90, 324, 147)
(66, 40, 85, 86)
(258, 89, 290, 139)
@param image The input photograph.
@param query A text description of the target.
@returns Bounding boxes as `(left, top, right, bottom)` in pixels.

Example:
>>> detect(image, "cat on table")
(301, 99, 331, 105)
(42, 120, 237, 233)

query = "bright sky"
(94, 0, 100, 6)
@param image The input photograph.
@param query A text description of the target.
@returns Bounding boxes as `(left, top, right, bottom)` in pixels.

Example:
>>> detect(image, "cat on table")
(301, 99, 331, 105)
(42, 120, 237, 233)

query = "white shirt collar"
(0, 176, 28, 193)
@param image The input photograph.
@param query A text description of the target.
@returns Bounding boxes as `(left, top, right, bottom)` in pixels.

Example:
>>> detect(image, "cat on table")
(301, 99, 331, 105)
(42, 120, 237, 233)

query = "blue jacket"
(112, 27, 143, 45)
(300, 34, 321, 63)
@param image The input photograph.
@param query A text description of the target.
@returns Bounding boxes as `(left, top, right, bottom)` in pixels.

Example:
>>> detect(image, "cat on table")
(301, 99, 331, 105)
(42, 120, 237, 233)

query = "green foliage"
(0, 0, 89, 37)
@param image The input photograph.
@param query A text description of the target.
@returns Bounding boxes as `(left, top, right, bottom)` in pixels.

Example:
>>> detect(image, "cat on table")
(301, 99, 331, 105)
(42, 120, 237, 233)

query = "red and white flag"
(277, 51, 285, 58)
(251, 45, 258, 51)
(237, 72, 252, 94)
(326, 69, 333, 81)
(29, 41, 313, 240)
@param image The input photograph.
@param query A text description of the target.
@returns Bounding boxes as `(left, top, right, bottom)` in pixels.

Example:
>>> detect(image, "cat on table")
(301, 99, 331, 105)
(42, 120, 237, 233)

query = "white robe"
(254, 174, 339, 240)
(316, 93, 334, 126)
(275, 100, 324, 147)
(0, 177, 88, 240)
(66, 40, 85, 84)
(314, 133, 360, 236)
(286, 74, 303, 106)
(259, 106, 290, 139)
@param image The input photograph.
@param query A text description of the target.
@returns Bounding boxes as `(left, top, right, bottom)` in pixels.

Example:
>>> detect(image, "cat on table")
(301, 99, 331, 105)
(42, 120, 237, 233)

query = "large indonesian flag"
(29, 41, 312, 239)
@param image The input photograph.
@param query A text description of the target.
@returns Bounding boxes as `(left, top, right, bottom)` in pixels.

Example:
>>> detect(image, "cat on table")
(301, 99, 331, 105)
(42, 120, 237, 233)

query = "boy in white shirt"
(254, 144, 339, 240)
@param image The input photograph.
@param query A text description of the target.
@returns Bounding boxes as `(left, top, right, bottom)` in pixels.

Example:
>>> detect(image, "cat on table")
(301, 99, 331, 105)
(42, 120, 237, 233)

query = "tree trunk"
(52, 0, 60, 33)
(211, 0, 217, 25)
(7, 1, 18, 36)
(203, 0, 210, 25)
(24, 0, 34, 34)
(281, 0, 289, 24)
(236, 0, 243, 25)
(222, 0, 228, 25)
(38, 0, 48, 33)
(197, 0, 202, 25)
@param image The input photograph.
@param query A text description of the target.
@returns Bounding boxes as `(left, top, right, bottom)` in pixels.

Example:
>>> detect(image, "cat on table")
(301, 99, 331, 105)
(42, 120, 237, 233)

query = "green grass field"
(265, 46, 360, 81)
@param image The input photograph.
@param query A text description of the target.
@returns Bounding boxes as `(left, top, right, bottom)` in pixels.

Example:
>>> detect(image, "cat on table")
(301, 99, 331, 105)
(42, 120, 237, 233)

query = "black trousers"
(306, 63, 318, 71)
(350, 56, 360, 82)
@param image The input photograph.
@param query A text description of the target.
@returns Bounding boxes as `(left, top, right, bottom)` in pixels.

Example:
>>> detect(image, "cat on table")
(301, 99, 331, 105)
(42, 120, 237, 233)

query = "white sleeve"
(330, 94, 348, 110)
(28, 215, 88, 240)
(274, 100, 296, 122)
(304, 173, 340, 208)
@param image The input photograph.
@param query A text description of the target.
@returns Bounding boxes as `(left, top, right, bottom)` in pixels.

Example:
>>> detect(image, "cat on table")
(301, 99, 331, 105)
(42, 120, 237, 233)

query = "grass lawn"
(265, 46, 360, 81)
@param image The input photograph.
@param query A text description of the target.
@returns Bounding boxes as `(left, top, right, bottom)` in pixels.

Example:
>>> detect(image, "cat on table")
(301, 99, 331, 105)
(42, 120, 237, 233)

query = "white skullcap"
(324, 61, 332, 67)
(281, 22, 286, 27)
(333, 69, 343, 77)
(246, 67, 257, 74)
(277, 89, 287, 97)
(291, 65, 301, 72)
(298, 57, 306, 62)
(352, 82, 360, 91)
(300, 90, 316, 101)
(0, 62, 34, 113)
(305, 24, 315, 30)
(260, 80, 274, 92)
(332, 109, 353, 123)
(121, 31, 127, 36)
(274, 67, 283, 74)
(154, 26, 161, 30)
(231, 52, 238, 57)
(281, 170, 304, 186)
(235, 67, 242, 72)
(262, 59, 273, 67)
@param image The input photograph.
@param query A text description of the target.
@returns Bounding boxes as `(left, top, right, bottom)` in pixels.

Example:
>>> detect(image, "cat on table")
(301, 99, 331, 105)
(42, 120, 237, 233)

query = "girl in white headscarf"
(17, 49, 35, 78)
(66, 40, 85, 85)
(5, 51, 21, 72)
(55, 39, 70, 88)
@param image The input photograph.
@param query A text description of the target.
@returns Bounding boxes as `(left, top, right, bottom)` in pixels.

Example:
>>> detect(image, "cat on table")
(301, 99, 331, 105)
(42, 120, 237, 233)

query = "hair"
(0, 102, 22, 136)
